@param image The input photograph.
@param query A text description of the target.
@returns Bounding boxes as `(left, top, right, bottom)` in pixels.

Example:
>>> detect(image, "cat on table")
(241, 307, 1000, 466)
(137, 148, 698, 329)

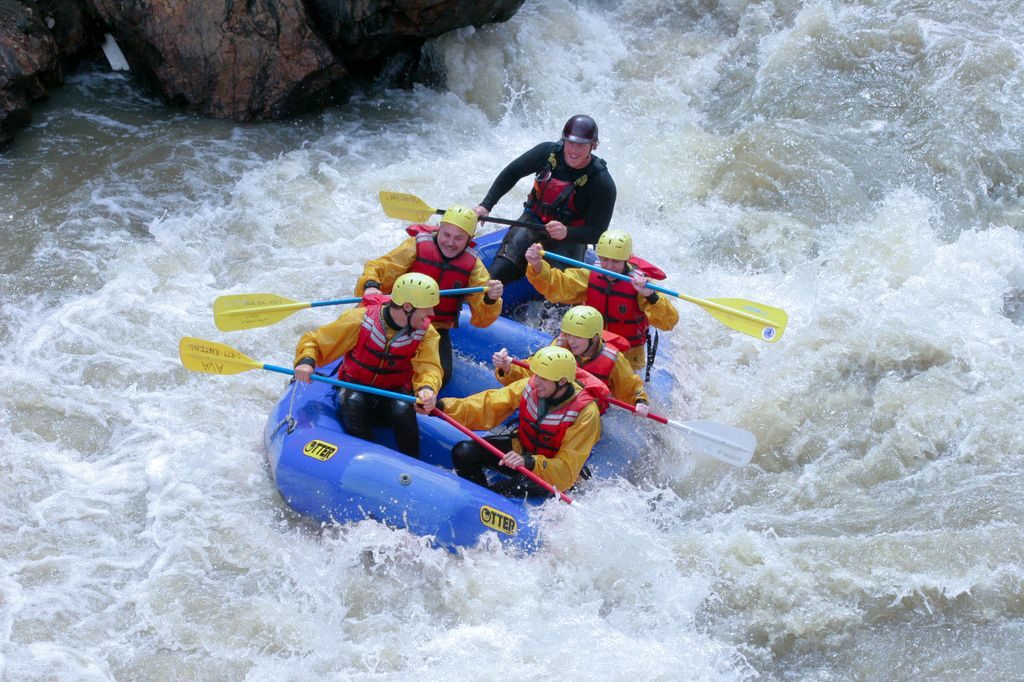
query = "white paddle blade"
(669, 419, 756, 467)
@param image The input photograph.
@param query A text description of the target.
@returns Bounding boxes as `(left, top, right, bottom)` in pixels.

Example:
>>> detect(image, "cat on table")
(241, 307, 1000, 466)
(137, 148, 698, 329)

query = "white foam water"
(2, 0, 1023, 678)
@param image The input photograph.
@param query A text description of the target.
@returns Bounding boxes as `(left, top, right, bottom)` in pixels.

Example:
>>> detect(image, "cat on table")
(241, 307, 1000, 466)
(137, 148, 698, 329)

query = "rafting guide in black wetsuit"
(474, 114, 617, 284)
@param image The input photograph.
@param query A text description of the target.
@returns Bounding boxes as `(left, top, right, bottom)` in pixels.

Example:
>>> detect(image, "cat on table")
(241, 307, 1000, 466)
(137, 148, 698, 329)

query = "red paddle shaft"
(431, 408, 573, 504)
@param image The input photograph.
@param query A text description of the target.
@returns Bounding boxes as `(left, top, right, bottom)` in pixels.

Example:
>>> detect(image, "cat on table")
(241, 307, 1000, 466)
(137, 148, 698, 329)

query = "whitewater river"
(2, 0, 1023, 679)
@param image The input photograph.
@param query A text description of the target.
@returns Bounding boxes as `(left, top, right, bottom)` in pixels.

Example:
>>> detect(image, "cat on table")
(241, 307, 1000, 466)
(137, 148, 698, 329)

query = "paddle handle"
(431, 408, 573, 504)
(541, 251, 681, 297)
(343, 286, 486, 300)
(425, 206, 546, 230)
(480, 215, 547, 230)
(262, 364, 417, 403)
(604, 394, 664, 422)
(310, 297, 361, 308)
(299, 287, 486, 315)
(438, 286, 487, 296)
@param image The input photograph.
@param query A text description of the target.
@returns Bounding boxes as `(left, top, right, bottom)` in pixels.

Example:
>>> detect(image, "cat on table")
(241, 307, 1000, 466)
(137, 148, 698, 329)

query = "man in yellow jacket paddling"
(438, 346, 604, 497)
(357, 205, 504, 386)
(524, 229, 679, 373)
(294, 273, 443, 459)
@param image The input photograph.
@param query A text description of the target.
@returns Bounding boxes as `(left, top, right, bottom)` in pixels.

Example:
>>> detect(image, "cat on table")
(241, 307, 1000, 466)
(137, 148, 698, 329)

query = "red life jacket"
(627, 255, 667, 281)
(404, 226, 481, 328)
(576, 331, 628, 385)
(585, 267, 650, 349)
(573, 359, 615, 414)
(339, 300, 428, 391)
(525, 143, 608, 227)
(516, 377, 602, 458)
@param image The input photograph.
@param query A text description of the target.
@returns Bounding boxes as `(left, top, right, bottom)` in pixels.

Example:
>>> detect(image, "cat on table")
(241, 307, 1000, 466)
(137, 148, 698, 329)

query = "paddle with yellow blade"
(213, 287, 486, 332)
(177, 336, 574, 504)
(379, 190, 545, 230)
(540, 250, 788, 343)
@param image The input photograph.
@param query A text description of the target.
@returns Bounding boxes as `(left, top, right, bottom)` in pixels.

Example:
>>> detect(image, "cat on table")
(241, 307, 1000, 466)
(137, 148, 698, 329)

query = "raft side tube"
(271, 432, 537, 551)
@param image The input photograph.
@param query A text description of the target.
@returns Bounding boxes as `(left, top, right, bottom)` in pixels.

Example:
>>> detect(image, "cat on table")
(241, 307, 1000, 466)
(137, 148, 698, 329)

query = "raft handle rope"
(273, 377, 303, 435)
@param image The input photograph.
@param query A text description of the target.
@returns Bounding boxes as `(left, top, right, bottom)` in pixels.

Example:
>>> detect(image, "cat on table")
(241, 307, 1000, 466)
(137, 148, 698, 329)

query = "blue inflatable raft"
(263, 230, 674, 551)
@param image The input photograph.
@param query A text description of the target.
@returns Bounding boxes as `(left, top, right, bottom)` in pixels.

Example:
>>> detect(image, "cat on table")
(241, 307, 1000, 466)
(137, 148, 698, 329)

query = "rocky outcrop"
(89, 0, 348, 120)
(36, 0, 106, 62)
(306, 0, 522, 66)
(0, 0, 525, 149)
(1, 0, 60, 148)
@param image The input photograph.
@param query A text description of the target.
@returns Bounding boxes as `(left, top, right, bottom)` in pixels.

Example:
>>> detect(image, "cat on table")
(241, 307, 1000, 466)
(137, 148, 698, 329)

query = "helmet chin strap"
(383, 303, 411, 330)
(550, 380, 575, 405)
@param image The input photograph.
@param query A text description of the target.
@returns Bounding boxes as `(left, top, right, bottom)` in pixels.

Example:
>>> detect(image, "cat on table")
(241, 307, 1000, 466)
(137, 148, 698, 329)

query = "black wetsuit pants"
(489, 212, 589, 284)
(339, 389, 419, 458)
(451, 435, 553, 498)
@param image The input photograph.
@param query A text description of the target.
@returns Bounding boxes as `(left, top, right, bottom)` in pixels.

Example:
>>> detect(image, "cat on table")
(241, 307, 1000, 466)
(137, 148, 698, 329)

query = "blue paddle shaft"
(308, 287, 485, 309)
(262, 364, 416, 403)
(439, 286, 486, 296)
(310, 297, 360, 308)
(542, 251, 679, 299)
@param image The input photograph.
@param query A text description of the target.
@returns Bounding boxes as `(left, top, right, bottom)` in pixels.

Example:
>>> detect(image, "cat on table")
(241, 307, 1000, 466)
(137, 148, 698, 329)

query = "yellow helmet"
(441, 205, 479, 237)
(391, 272, 440, 308)
(529, 346, 577, 382)
(596, 230, 632, 261)
(561, 305, 604, 339)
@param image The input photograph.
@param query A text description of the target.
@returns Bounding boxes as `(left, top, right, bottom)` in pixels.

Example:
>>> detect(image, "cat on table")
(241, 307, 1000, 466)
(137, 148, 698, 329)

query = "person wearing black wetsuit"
(474, 115, 617, 284)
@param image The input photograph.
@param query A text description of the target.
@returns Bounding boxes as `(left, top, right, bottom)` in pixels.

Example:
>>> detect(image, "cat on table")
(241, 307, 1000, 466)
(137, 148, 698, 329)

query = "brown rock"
(0, 0, 528, 146)
(35, 0, 106, 62)
(0, 0, 62, 149)
(89, 0, 348, 120)
(308, 0, 524, 66)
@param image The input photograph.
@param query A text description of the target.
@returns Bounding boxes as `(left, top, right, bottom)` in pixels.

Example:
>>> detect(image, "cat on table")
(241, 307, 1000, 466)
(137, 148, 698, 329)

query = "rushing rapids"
(2, 1, 1023, 679)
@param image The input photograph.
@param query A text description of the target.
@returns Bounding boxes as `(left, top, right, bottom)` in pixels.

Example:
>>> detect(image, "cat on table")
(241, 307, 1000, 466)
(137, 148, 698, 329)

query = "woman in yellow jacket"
(294, 273, 443, 459)
(492, 305, 650, 415)
(523, 230, 679, 373)
(437, 346, 603, 497)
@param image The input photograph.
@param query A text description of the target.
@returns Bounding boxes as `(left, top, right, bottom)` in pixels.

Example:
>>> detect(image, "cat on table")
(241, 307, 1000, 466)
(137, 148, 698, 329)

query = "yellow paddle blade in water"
(213, 293, 310, 331)
(703, 297, 788, 343)
(379, 190, 442, 223)
(179, 337, 262, 375)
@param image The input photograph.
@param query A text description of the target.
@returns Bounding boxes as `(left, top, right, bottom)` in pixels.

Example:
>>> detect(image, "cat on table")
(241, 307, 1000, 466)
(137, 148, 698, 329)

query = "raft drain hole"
(399, 473, 412, 486)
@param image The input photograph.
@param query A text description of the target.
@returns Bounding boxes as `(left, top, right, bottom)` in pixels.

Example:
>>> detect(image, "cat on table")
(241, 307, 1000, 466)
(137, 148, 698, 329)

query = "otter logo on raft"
(302, 439, 338, 461)
(479, 506, 517, 535)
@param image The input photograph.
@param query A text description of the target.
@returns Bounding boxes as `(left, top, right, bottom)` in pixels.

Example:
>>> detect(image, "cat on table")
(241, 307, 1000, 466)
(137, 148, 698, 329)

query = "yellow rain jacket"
(495, 337, 648, 406)
(525, 260, 680, 369)
(294, 305, 443, 394)
(355, 235, 501, 330)
(440, 378, 602, 491)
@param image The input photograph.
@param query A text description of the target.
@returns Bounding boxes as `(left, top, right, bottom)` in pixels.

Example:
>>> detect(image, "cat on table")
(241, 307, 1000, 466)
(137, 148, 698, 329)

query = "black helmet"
(562, 115, 598, 144)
